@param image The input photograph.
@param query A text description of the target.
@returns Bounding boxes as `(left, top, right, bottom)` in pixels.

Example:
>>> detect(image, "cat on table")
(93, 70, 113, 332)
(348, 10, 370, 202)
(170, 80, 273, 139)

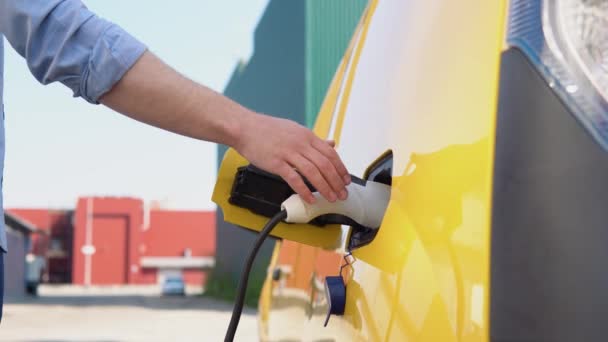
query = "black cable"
(225, 210, 287, 342)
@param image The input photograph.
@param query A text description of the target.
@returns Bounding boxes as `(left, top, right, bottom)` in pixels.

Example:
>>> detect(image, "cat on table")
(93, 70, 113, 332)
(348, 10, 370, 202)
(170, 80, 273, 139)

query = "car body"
(161, 275, 186, 296)
(214, 0, 608, 340)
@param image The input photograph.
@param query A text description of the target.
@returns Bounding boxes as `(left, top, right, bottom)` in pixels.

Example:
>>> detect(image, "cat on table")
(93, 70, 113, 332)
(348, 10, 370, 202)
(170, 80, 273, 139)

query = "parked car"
(215, 0, 608, 340)
(161, 276, 185, 296)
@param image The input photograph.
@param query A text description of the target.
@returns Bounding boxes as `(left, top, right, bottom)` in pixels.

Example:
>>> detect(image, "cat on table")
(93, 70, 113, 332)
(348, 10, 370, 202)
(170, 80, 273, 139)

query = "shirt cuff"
(80, 24, 147, 104)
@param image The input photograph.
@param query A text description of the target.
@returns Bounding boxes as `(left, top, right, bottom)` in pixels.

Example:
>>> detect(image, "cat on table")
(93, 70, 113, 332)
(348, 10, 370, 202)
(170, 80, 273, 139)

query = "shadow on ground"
(3, 295, 252, 314)
(13, 340, 120, 342)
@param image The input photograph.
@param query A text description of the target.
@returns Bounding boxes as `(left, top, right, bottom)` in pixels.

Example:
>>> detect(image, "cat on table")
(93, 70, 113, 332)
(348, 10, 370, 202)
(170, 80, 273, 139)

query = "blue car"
(161, 276, 185, 296)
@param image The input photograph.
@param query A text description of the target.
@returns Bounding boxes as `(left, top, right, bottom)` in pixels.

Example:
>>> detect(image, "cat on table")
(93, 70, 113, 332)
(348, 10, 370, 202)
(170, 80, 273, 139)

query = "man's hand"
(100, 52, 350, 204)
(235, 113, 350, 204)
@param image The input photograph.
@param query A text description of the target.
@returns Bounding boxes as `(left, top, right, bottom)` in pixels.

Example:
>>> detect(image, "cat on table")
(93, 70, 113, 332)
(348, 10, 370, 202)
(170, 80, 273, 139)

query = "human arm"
(100, 52, 351, 203)
(0, 0, 350, 203)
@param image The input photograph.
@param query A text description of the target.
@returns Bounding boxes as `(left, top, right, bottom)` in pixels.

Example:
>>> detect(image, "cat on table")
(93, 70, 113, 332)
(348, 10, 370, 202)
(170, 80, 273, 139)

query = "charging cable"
(224, 210, 287, 342)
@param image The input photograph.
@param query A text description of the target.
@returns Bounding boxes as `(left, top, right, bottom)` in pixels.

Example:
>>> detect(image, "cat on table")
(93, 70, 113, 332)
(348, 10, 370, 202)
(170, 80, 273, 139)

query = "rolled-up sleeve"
(0, 0, 147, 103)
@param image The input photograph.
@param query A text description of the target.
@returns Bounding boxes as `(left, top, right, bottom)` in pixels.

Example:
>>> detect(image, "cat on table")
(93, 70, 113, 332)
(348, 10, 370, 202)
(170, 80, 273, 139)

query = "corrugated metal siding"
(214, 0, 307, 305)
(305, 0, 368, 128)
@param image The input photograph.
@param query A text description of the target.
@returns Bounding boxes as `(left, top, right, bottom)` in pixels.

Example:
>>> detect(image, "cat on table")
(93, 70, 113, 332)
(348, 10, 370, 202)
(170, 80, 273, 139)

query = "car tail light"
(507, 0, 608, 149)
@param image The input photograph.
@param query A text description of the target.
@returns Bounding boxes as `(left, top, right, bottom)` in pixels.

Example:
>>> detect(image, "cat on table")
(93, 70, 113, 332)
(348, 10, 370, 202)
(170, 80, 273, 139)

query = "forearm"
(100, 50, 350, 203)
(100, 51, 247, 147)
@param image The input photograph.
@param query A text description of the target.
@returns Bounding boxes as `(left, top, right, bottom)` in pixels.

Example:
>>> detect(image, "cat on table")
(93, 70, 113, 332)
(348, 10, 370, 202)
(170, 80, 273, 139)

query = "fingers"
(287, 154, 338, 203)
(303, 147, 348, 200)
(279, 165, 316, 204)
(313, 138, 351, 185)
(326, 140, 336, 148)
(240, 115, 350, 204)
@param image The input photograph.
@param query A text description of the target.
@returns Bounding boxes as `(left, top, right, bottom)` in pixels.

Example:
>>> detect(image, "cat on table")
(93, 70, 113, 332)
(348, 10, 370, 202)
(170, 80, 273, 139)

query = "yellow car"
(214, 0, 608, 340)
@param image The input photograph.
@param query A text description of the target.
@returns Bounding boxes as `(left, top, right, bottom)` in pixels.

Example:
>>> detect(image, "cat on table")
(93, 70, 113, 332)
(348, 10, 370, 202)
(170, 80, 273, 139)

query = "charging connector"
(281, 180, 390, 228)
(229, 164, 391, 230)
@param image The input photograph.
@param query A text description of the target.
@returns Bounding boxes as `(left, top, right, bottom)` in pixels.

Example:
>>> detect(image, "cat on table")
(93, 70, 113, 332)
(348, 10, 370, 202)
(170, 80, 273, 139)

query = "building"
(9, 197, 216, 287)
(139, 209, 215, 286)
(4, 212, 38, 297)
(71, 197, 215, 286)
(212, 0, 367, 302)
(8, 209, 73, 283)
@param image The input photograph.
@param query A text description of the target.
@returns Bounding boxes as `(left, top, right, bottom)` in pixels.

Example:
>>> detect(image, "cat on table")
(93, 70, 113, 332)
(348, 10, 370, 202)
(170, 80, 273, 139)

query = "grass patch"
(204, 264, 268, 308)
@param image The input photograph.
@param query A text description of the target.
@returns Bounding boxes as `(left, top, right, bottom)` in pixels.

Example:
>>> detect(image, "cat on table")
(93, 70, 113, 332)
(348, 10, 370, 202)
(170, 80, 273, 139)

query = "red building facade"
(10, 197, 215, 287)
(140, 210, 216, 285)
(72, 197, 143, 285)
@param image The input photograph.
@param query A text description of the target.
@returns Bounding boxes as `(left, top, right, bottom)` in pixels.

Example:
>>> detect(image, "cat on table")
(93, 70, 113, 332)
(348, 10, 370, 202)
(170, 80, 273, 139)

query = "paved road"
(0, 291, 257, 342)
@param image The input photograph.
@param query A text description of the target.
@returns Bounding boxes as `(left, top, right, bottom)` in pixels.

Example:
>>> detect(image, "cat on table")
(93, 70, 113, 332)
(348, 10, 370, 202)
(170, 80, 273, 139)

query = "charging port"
(348, 151, 393, 250)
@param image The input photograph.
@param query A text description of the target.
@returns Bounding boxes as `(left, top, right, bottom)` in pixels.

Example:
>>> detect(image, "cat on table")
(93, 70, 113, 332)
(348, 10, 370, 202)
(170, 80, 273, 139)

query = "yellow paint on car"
(214, 0, 509, 340)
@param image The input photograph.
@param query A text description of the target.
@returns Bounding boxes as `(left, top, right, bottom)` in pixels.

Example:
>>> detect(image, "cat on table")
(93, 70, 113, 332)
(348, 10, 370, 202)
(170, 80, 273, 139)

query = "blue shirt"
(0, 0, 147, 251)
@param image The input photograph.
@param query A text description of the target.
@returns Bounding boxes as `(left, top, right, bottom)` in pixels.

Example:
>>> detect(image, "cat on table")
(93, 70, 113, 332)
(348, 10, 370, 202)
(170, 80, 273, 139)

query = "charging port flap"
(213, 148, 344, 250)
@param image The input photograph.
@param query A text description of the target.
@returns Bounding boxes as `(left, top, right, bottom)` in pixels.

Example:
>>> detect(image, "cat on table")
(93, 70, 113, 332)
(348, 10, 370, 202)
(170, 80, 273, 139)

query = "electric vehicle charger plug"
(229, 164, 391, 230)
(281, 180, 390, 228)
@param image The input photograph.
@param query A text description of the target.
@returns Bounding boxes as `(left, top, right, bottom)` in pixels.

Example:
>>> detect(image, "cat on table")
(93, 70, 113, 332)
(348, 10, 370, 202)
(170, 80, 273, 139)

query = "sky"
(3, 0, 270, 211)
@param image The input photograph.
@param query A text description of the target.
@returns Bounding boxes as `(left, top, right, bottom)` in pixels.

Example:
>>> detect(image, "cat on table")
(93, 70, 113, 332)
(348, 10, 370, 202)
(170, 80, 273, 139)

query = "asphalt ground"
(0, 286, 257, 342)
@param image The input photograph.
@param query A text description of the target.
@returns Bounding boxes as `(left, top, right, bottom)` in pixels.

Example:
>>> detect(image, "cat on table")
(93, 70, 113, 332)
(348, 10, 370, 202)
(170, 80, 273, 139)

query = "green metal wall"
(305, 0, 368, 128)
(212, 0, 306, 306)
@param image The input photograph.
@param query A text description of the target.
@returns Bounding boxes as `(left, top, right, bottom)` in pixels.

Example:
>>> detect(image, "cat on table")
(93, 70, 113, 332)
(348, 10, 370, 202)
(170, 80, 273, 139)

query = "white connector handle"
(281, 181, 391, 228)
